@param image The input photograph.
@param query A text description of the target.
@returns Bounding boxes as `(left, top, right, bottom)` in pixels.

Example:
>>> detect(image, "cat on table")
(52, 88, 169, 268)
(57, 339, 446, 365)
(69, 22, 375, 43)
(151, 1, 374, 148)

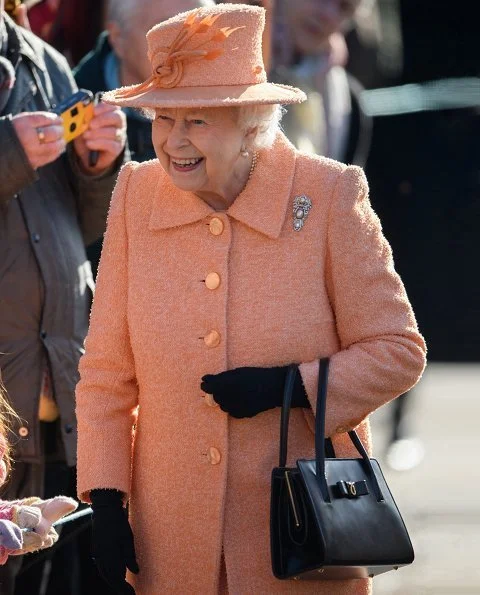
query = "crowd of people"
(0, 1, 426, 594)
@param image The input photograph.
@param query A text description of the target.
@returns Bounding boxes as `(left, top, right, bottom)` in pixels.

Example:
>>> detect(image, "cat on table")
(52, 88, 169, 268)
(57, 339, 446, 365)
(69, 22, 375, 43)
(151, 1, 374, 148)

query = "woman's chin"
(169, 174, 203, 193)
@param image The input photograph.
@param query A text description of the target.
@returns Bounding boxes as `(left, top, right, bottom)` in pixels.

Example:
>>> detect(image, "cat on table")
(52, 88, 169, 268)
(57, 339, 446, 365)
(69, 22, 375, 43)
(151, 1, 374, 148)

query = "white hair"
(106, 0, 215, 31)
(236, 104, 284, 151)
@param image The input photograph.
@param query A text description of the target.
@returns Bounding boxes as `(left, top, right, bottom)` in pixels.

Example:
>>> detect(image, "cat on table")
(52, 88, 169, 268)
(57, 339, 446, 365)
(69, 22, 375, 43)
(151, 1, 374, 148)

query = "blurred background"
(9, 0, 480, 593)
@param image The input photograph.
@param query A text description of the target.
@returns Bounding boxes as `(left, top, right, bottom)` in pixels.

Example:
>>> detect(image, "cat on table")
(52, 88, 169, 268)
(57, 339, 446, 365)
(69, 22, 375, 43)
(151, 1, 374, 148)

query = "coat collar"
(4, 13, 46, 71)
(149, 132, 297, 239)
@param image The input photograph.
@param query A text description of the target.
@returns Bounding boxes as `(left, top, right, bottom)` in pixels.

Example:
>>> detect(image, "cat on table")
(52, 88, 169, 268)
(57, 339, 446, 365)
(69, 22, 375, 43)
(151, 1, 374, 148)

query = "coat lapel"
(149, 163, 214, 231)
(227, 133, 297, 239)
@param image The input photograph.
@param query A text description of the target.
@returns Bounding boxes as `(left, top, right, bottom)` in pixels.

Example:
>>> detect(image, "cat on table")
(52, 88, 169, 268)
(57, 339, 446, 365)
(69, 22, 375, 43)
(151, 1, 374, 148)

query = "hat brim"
(102, 82, 306, 109)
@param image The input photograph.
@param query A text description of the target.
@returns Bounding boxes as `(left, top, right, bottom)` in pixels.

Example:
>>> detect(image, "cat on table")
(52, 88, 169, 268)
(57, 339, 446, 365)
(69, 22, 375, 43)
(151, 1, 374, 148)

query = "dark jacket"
(74, 32, 154, 276)
(0, 14, 120, 465)
(74, 32, 155, 164)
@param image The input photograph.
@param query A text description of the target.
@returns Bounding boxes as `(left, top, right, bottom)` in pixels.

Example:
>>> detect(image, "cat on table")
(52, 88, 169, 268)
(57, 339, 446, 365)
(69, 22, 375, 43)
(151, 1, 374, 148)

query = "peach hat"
(102, 3, 306, 109)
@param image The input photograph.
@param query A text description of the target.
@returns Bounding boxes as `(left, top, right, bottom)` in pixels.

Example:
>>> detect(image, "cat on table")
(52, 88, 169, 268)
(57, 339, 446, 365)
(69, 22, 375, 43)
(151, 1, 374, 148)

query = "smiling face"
(285, 0, 361, 55)
(152, 106, 253, 205)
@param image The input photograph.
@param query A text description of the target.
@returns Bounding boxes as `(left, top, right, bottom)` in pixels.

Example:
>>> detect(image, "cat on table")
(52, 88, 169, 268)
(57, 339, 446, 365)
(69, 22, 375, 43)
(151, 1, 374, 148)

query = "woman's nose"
(166, 120, 189, 150)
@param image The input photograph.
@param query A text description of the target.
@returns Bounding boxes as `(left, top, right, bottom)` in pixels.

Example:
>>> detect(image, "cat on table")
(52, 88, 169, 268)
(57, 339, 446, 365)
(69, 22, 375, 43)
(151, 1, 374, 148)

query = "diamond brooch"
(293, 195, 312, 231)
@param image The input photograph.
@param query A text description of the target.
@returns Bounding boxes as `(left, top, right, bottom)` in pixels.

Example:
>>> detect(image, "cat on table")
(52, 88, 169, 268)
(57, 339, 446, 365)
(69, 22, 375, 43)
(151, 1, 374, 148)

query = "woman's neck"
(194, 153, 255, 211)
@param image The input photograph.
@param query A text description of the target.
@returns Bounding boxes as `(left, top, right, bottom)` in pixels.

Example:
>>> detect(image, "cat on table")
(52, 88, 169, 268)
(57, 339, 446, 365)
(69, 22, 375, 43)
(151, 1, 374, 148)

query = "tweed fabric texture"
(76, 132, 426, 594)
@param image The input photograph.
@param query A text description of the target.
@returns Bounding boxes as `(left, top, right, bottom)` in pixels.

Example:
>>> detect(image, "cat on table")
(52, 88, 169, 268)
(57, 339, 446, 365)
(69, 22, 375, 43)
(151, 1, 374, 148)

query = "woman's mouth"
(171, 157, 204, 172)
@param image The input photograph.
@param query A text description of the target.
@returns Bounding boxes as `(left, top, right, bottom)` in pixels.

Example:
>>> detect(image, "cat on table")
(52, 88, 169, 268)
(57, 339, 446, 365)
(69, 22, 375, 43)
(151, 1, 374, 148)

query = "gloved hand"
(0, 519, 23, 550)
(90, 489, 139, 595)
(201, 366, 309, 418)
(0, 519, 23, 565)
(0, 495, 77, 558)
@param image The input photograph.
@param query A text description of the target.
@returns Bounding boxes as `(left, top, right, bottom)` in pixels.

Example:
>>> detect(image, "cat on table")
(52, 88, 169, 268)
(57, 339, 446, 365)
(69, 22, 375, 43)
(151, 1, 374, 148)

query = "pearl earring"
(240, 146, 249, 158)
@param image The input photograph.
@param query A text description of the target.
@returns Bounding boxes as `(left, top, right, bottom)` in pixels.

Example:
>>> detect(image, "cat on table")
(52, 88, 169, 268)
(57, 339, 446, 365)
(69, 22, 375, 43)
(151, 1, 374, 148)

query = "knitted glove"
(10, 496, 78, 555)
(0, 519, 23, 550)
(201, 366, 309, 418)
(90, 489, 138, 595)
(0, 519, 23, 565)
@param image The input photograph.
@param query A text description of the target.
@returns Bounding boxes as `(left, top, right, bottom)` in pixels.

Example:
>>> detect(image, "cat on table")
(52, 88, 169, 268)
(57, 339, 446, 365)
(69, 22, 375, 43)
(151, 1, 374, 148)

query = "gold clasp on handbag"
(336, 480, 368, 498)
(285, 471, 301, 528)
(346, 481, 357, 497)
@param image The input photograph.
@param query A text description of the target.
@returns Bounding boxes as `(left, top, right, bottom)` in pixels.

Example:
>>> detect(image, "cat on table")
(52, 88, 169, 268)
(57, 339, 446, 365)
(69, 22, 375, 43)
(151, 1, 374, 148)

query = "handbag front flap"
(297, 458, 414, 566)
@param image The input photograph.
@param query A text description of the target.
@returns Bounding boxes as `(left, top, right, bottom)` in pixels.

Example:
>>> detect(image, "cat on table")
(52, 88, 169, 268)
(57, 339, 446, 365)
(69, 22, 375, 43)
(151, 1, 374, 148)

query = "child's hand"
(0, 519, 22, 550)
(9, 496, 78, 555)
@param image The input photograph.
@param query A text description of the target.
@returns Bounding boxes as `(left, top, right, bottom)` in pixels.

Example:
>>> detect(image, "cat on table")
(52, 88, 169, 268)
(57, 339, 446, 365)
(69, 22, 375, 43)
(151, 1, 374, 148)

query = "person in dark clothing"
(0, 2, 126, 592)
(221, 0, 372, 167)
(73, 0, 213, 277)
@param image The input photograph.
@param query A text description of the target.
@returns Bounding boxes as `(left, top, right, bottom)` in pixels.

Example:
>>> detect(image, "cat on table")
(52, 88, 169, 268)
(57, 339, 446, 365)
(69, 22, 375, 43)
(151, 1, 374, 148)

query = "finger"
(17, 111, 63, 127)
(16, 506, 42, 529)
(123, 542, 140, 574)
(89, 106, 125, 130)
(93, 102, 123, 116)
(200, 381, 211, 393)
(35, 496, 78, 523)
(80, 138, 124, 155)
(22, 531, 44, 551)
(83, 125, 125, 142)
(35, 124, 64, 145)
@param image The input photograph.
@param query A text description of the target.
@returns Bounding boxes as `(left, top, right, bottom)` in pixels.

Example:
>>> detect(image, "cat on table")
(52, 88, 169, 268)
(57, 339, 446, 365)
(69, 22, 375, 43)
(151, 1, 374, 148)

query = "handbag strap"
(279, 364, 336, 467)
(279, 364, 298, 467)
(315, 358, 385, 502)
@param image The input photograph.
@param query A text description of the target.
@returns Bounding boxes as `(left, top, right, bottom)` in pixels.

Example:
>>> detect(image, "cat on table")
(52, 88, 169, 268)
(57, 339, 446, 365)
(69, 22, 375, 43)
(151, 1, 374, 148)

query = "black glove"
(90, 489, 139, 595)
(201, 365, 309, 418)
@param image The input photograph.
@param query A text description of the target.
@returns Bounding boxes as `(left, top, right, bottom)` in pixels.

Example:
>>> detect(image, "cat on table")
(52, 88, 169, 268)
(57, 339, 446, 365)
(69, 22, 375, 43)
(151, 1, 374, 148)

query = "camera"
(52, 89, 94, 143)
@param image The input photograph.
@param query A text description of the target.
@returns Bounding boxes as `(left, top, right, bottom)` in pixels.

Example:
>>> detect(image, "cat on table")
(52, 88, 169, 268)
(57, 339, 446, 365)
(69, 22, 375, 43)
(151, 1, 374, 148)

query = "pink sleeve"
(299, 167, 426, 437)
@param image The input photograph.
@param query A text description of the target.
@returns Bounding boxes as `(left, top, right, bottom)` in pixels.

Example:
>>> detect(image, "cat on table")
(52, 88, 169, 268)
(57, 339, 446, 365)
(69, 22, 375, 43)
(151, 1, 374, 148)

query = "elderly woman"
(76, 4, 426, 595)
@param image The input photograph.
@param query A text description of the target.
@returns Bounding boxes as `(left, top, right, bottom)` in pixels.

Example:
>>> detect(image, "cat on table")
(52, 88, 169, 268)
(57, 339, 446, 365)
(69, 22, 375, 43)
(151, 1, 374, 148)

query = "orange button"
(204, 394, 218, 408)
(204, 330, 221, 348)
(18, 426, 29, 438)
(209, 217, 224, 236)
(205, 272, 221, 290)
(207, 446, 221, 465)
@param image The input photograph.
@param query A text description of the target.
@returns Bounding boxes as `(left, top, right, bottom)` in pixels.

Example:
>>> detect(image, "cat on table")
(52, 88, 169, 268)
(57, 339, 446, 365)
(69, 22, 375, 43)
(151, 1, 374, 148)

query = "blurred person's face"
(108, 0, 202, 86)
(285, 0, 361, 55)
(152, 106, 254, 202)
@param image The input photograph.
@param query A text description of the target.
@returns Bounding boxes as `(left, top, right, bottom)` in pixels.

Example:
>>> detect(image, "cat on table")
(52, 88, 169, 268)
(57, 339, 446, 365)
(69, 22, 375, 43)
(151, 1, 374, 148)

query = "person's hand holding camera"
(12, 111, 66, 170)
(73, 102, 126, 175)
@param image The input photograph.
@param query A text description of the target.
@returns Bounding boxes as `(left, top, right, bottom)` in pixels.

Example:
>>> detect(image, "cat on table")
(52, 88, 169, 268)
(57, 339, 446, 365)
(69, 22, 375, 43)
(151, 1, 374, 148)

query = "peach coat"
(76, 133, 426, 595)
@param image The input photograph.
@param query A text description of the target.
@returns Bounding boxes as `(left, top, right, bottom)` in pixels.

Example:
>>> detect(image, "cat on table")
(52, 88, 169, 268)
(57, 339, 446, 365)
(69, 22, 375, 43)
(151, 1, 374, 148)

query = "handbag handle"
(279, 364, 298, 468)
(279, 364, 335, 466)
(315, 358, 385, 502)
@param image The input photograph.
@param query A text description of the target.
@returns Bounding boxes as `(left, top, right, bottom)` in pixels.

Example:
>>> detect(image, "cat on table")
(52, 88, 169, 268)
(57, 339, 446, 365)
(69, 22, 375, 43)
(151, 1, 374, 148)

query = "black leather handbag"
(270, 358, 414, 580)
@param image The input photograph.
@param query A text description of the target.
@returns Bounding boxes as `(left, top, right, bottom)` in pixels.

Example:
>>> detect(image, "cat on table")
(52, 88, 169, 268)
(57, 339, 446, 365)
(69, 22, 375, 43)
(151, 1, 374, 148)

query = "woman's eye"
(157, 114, 171, 121)
(191, 119, 206, 126)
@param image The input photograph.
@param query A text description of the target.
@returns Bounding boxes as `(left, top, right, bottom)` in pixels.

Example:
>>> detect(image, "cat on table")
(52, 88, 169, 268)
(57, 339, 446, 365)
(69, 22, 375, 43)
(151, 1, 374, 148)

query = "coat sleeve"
(76, 161, 138, 503)
(299, 165, 426, 437)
